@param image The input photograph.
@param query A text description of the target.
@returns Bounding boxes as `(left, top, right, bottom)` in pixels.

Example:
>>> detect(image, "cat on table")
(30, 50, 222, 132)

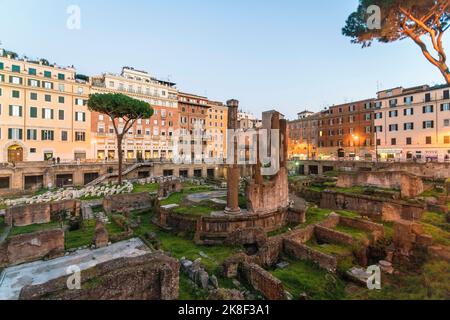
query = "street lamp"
(352, 134, 359, 160)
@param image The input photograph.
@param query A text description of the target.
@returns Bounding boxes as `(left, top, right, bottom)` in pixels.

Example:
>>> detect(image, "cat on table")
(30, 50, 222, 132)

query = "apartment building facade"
(374, 85, 450, 162)
(206, 100, 228, 160)
(318, 99, 375, 160)
(90, 67, 179, 161)
(287, 111, 318, 160)
(237, 111, 262, 130)
(0, 53, 91, 163)
(177, 92, 210, 162)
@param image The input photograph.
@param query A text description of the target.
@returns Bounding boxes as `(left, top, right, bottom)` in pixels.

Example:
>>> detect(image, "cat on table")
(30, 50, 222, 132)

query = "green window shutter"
(9, 105, 12, 116)
(41, 130, 45, 140)
(59, 110, 64, 120)
(27, 129, 31, 140)
(44, 71, 51, 78)
(42, 109, 45, 118)
(0, 62, 3, 70)
(8, 128, 12, 139)
(18, 129, 23, 140)
(19, 106, 22, 117)
(82, 112, 86, 122)
(58, 73, 65, 80)
(51, 109, 54, 119)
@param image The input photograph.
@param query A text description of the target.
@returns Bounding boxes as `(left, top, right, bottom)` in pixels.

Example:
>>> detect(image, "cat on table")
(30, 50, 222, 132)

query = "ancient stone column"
(225, 99, 241, 215)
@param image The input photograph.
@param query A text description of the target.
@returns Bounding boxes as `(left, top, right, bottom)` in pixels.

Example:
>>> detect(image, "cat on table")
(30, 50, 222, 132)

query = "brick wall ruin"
(103, 192, 152, 214)
(5, 199, 81, 227)
(19, 252, 180, 300)
(239, 262, 286, 300)
(0, 229, 65, 267)
(336, 171, 424, 198)
(320, 191, 425, 222)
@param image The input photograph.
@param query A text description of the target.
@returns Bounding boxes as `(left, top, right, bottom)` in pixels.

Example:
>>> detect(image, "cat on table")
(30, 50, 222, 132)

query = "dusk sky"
(1, 0, 448, 119)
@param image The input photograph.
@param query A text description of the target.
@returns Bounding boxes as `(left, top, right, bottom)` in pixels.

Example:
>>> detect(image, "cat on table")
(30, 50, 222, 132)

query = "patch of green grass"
(336, 210, 360, 218)
(105, 217, 125, 236)
(179, 273, 208, 300)
(133, 183, 159, 193)
(421, 222, 450, 246)
(305, 238, 353, 257)
(271, 258, 346, 300)
(334, 225, 368, 240)
(420, 187, 444, 199)
(9, 221, 61, 237)
(348, 259, 450, 300)
(304, 207, 333, 226)
(133, 211, 241, 274)
(421, 212, 450, 232)
(268, 224, 299, 237)
(65, 220, 96, 250)
(173, 205, 215, 217)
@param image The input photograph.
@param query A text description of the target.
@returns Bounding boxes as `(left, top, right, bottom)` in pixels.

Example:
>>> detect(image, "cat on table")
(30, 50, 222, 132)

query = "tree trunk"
(438, 63, 450, 84)
(117, 134, 124, 186)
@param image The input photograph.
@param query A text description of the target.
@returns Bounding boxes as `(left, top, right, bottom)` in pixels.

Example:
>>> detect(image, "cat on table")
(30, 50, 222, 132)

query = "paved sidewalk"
(0, 238, 150, 300)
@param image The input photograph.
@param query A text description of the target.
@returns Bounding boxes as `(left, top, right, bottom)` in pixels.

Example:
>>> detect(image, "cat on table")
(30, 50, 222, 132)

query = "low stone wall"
(5, 199, 81, 227)
(336, 171, 424, 198)
(320, 191, 424, 222)
(0, 229, 65, 267)
(314, 226, 354, 246)
(339, 216, 385, 241)
(283, 239, 337, 272)
(158, 179, 182, 199)
(224, 227, 267, 247)
(19, 252, 180, 300)
(103, 192, 152, 214)
(249, 236, 284, 268)
(155, 207, 198, 233)
(196, 208, 288, 244)
(239, 262, 285, 300)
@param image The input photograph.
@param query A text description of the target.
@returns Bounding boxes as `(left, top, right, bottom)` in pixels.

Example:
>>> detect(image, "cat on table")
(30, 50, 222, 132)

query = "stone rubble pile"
(2, 182, 133, 207)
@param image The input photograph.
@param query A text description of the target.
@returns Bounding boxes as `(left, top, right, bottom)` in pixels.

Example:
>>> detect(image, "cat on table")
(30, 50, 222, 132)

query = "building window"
(375, 126, 383, 133)
(389, 99, 398, 107)
(376, 139, 381, 146)
(423, 121, 434, 129)
(10, 76, 22, 85)
(27, 129, 37, 140)
(404, 108, 414, 116)
(28, 79, 39, 87)
(8, 128, 23, 140)
(58, 96, 65, 104)
(444, 136, 450, 144)
(44, 71, 52, 78)
(41, 130, 55, 141)
(404, 96, 414, 105)
(404, 122, 414, 130)
(59, 110, 65, 120)
(75, 98, 84, 106)
(61, 131, 68, 141)
(391, 138, 396, 146)
(389, 110, 398, 117)
(58, 73, 65, 80)
(29, 68, 37, 75)
(9, 105, 22, 117)
(12, 65, 20, 73)
(425, 93, 431, 102)
(30, 92, 37, 100)
(0, 62, 3, 70)
(75, 112, 86, 122)
(441, 103, 450, 111)
(30, 106, 38, 118)
(406, 137, 412, 145)
(444, 90, 450, 100)
(12, 90, 20, 98)
(43, 81, 53, 90)
(423, 105, 434, 113)
(444, 119, 450, 127)
(389, 124, 398, 132)
(75, 132, 86, 141)
(375, 112, 383, 119)
(42, 108, 54, 119)
(426, 136, 432, 144)
(45, 94, 51, 102)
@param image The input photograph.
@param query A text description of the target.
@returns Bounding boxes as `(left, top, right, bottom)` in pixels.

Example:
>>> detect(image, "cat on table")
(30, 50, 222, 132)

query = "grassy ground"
(305, 238, 354, 257)
(421, 211, 450, 232)
(9, 221, 61, 237)
(347, 259, 450, 300)
(64, 219, 97, 250)
(133, 183, 160, 193)
(132, 210, 241, 274)
(64, 217, 125, 250)
(334, 225, 368, 240)
(160, 185, 218, 217)
(0, 216, 5, 235)
(271, 258, 347, 300)
(304, 207, 333, 225)
(179, 273, 208, 300)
